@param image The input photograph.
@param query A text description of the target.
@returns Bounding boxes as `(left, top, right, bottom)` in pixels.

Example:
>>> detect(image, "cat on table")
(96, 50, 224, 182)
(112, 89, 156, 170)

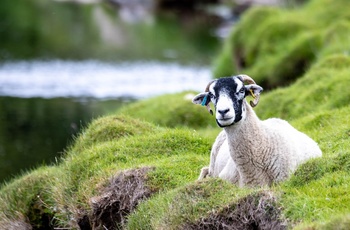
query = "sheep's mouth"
(218, 117, 233, 121)
(217, 116, 234, 122)
(216, 117, 234, 127)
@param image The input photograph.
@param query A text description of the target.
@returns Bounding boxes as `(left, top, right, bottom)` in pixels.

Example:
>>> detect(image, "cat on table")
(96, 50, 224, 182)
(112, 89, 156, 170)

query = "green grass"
(0, 165, 61, 228)
(127, 179, 253, 229)
(275, 106, 350, 228)
(0, 115, 213, 228)
(2, 0, 350, 228)
(255, 55, 350, 121)
(117, 91, 217, 129)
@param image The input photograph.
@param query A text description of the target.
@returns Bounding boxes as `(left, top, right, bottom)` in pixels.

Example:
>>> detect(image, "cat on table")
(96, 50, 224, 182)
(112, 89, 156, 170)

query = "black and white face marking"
(208, 77, 247, 127)
(192, 75, 263, 128)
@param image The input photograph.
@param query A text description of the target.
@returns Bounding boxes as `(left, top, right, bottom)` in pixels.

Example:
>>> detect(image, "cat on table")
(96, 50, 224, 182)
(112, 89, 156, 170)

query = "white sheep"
(193, 75, 322, 186)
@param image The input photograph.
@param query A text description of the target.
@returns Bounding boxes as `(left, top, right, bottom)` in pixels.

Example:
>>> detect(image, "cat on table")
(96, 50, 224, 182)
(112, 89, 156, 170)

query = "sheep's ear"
(192, 92, 213, 115)
(245, 84, 263, 107)
(192, 92, 208, 105)
(245, 84, 263, 97)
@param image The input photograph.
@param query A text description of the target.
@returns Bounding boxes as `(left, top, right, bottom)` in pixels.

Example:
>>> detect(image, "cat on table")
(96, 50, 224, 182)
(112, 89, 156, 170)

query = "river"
(0, 60, 211, 99)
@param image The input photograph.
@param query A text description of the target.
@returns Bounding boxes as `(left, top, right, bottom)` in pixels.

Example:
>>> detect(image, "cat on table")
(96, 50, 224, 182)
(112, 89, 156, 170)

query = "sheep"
(192, 75, 322, 187)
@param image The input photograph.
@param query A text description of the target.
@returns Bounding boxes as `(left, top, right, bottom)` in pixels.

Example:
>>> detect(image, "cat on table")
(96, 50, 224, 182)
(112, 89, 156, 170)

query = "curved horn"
(237, 74, 261, 107)
(203, 80, 216, 115)
(249, 94, 260, 108)
(237, 74, 256, 85)
(205, 80, 215, 92)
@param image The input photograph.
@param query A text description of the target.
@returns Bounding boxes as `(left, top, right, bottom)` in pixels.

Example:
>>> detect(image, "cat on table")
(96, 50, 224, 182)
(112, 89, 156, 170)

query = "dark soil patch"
(27, 194, 56, 230)
(79, 167, 156, 230)
(183, 191, 287, 230)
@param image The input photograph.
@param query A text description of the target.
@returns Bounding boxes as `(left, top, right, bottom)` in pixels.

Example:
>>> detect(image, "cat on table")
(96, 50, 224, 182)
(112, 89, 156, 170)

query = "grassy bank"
(0, 115, 211, 228)
(1, 0, 350, 228)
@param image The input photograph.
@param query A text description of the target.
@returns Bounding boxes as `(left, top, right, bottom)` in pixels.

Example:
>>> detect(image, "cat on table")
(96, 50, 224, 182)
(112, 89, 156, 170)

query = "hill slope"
(1, 0, 350, 229)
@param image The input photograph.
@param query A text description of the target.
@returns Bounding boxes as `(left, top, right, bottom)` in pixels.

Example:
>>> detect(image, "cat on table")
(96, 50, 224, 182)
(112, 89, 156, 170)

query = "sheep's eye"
(237, 87, 245, 94)
(209, 92, 216, 99)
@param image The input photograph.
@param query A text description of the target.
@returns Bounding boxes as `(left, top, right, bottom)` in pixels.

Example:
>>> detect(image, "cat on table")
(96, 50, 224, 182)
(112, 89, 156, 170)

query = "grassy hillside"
(0, 115, 212, 229)
(213, 0, 350, 89)
(1, 0, 350, 229)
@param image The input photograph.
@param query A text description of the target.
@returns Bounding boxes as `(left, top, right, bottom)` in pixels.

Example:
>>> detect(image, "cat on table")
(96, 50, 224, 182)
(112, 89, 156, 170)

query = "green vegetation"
(0, 0, 218, 63)
(117, 91, 216, 129)
(1, 0, 350, 228)
(255, 54, 350, 120)
(0, 0, 100, 60)
(213, 0, 350, 88)
(278, 105, 350, 228)
(127, 180, 253, 229)
(0, 115, 212, 228)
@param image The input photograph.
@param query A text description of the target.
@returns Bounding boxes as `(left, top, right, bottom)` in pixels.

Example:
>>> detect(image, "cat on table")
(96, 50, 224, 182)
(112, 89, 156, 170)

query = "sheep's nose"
(218, 108, 230, 116)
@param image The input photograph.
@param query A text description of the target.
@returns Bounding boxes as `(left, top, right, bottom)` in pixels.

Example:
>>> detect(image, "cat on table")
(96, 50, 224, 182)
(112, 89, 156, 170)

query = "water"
(0, 60, 211, 99)
(0, 60, 211, 183)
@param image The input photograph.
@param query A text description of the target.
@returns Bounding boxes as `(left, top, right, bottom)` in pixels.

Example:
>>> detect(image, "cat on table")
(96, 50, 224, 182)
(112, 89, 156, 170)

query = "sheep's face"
(193, 75, 263, 127)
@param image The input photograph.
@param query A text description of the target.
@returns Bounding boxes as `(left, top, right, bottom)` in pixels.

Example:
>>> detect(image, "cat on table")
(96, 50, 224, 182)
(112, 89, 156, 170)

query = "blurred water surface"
(0, 60, 211, 99)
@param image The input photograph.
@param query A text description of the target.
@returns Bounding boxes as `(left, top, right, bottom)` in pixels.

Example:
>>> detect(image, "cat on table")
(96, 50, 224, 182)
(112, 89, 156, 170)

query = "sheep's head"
(192, 75, 263, 127)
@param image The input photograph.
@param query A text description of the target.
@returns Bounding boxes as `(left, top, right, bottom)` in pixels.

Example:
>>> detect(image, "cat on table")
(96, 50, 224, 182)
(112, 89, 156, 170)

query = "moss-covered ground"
(1, 0, 350, 228)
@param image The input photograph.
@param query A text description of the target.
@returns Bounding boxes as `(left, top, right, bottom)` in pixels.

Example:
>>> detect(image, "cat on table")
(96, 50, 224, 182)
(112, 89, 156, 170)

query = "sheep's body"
(194, 75, 322, 187)
(200, 101, 322, 186)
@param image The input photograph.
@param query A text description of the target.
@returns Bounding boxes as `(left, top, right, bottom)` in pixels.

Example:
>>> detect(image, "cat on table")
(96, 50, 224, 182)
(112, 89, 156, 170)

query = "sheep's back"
(262, 118, 322, 173)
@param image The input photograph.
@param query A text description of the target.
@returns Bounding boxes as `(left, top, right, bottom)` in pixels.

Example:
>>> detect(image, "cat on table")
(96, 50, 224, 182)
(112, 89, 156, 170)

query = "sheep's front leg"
(219, 159, 240, 184)
(198, 166, 209, 180)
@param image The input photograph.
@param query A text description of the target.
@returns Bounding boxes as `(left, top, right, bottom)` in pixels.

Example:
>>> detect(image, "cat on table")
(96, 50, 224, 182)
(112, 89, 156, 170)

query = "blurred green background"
(0, 0, 223, 183)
